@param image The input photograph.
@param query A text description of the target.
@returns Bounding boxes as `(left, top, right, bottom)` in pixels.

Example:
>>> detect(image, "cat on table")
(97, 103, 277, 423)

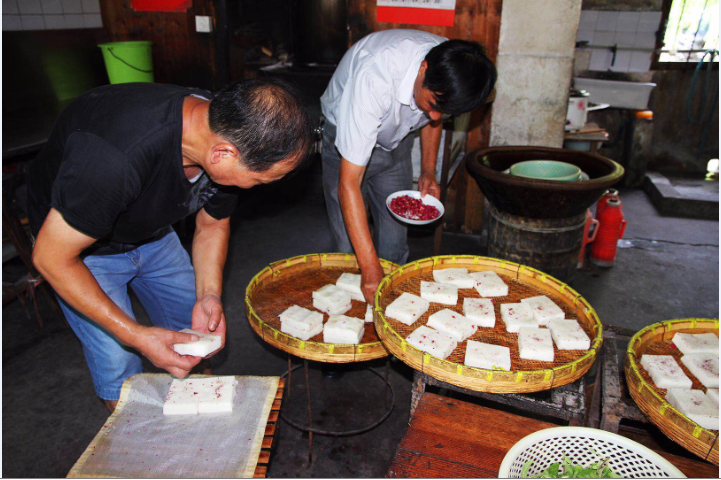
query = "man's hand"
(191, 293, 227, 358)
(418, 171, 441, 199)
(133, 327, 202, 378)
(361, 261, 385, 304)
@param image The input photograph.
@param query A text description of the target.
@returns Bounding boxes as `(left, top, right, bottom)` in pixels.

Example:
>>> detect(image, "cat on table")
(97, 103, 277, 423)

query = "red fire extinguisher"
(590, 198, 626, 267)
(595, 188, 619, 219)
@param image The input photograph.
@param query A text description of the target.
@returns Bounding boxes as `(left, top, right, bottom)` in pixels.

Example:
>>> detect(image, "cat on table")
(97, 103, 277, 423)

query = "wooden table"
(387, 392, 719, 478)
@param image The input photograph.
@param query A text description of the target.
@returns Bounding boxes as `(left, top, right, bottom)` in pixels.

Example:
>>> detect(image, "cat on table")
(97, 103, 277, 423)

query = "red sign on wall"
(131, 0, 192, 13)
(377, 0, 456, 27)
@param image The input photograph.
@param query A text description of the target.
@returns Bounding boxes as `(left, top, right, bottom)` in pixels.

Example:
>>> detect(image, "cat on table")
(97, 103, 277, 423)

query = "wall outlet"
(195, 16, 212, 33)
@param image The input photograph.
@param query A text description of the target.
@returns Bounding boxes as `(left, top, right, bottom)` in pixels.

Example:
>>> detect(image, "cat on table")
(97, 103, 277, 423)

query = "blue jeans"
(321, 122, 414, 265)
(57, 231, 196, 401)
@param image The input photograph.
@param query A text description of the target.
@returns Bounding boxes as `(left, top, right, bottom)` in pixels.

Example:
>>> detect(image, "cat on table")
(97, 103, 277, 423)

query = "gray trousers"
(321, 122, 414, 265)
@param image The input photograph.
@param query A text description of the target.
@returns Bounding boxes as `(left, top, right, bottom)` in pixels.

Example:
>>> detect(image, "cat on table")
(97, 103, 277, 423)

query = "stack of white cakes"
(323, 315, 365, 344)
(279, 305, 324, 341)
(313, 284, 353, 315)
(426, 309, 477, 342)
(640, 332, 720, 431)
(163, 376, 237, 415)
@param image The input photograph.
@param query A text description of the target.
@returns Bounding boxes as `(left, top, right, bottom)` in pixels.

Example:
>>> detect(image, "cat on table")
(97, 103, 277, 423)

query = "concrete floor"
(2, 160, 718, 477)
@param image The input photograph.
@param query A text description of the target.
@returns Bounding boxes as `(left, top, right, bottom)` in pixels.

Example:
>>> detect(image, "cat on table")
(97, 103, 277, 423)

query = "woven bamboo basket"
(373, 255, 603, 393)
(625, 318, 720, 465)
(245, 253, 397, 363)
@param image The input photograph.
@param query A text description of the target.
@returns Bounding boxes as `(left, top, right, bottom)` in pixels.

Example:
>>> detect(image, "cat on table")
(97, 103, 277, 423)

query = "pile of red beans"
(390, 195, 440, 221)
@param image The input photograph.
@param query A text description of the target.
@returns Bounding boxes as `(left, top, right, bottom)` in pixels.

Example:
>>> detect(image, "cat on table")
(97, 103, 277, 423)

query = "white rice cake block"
(520, 295, 565, 326)
(173, 329, 222, 357)
(312, 284, 352, 315)
(385, 293, 430, 326)
(426, 309, 477, 342)
(518, 327, 554, 362)
(501, 303, 537, 333)
(548, 319, 590, 350)
(279, 305, 314, 324)
(420, 281, 458, 305)
(672, 333, 719, 355)
(681, 353, 720, 388)
(365, 304, 374, 323)
(640, 355, 693, 389)
(464, 340, 511, 371)
(163, 378, 200, 415)
(335, 273, 365, 302)
(280, 309, 324, 341)
(706, 389, 719, 408)
(432, 268, 475, 289)
(666, 388, 719, 430)
(463, 298, 495, 328)
(405, 325, 457, 360)
(470, 271, 508, 297)
(197, 376, 237, 414)
(323, 315, 365, 344)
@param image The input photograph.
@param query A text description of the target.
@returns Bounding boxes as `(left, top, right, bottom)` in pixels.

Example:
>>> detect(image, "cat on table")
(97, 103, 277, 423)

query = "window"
(659, 0, 719, 63)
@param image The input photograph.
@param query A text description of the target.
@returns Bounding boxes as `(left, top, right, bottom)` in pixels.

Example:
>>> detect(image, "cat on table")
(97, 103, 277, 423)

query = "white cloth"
(320, 29, 446, 166)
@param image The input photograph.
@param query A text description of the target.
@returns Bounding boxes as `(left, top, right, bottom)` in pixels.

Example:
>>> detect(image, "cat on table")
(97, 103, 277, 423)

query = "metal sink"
(573, 77, 656, 110)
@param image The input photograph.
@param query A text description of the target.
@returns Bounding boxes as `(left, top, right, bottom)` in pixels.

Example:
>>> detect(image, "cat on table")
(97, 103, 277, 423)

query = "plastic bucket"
(98, 41, 154, 84)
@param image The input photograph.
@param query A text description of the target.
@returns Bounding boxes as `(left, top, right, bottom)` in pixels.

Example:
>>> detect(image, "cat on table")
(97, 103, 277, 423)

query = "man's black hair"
(209, 77, 313, 172)
(423, 40, 497, 116)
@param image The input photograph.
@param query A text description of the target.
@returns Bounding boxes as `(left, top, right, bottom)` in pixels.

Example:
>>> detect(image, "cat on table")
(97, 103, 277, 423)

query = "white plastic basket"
(498, 427, 686, 478)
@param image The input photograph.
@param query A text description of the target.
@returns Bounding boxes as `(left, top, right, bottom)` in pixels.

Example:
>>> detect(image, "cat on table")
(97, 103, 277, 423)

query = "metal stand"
(410, 371, 588, 426)
(280, 355, 396, 464)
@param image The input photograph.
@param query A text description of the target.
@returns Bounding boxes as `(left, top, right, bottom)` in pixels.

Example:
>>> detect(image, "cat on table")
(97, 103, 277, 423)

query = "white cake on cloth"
(335, 273, 365, 302)
(464, 340, 511, 371)
(518, 327, 554, 362)
(681, 353, 719, 388)
(426, 309, 477, 342)
(432, 268, 475, 289)
(463, 298, 495, 328)
(706, 388, 719, 408)
(640, 355, 693, 389)
(405, 325, 457, 359)
(420, 281, 458, 305)
(665, 388, 719, 430)
(163, 376, 237, 416)
(385, 292, 430, 325)
(323, 315, 365, 344)
(173, 329, 222, 357)
(501, 303, 537, 333)
(672, 333, 719, 355)
(279, 305, 324, 341)
(548, 319, 590, 350)
(313, 284, 352, 315)
(470, 271, 508, 297)
(520, 295, 565, 326)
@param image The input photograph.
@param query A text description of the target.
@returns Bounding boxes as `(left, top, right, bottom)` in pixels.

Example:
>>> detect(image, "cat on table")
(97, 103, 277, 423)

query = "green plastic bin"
(98, 41, 154, 84)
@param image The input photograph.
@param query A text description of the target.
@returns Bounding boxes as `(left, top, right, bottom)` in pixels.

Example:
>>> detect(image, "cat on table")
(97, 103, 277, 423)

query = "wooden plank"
(261, 436, 273, 449)
(268, 410, 279, 422)
(387, 449, 497, 478)
(253, 466, 267, 478)
(258, 450, 271, 464)
(272, 399, 282, 410)
(264, 423, 276, 437)
(655, 450, 720, 478)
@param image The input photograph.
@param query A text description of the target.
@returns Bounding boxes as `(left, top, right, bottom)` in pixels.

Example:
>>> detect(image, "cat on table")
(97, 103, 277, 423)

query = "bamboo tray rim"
(245, 253, 396, 361)
(626, 318, 720, 440)
(372, 255, 603, 392)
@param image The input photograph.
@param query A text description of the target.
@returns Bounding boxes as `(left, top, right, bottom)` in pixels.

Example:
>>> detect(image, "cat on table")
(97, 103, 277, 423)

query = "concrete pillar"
(490, 0, 583, 148)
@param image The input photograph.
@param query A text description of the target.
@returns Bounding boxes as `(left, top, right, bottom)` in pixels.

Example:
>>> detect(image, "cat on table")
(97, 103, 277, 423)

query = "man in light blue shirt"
(320, 29, 496, 302)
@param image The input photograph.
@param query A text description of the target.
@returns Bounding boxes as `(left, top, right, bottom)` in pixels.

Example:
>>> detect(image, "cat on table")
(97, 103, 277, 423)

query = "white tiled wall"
(2, 0, 101, 30)
(577, 10, 662, 72)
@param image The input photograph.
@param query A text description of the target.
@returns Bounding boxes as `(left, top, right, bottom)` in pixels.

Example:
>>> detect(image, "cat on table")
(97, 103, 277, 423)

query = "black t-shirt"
(27, 83, 240, 255)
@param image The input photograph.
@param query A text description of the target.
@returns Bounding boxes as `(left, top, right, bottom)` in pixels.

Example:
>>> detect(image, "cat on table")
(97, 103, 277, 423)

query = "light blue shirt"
(320, 29, 447, 166)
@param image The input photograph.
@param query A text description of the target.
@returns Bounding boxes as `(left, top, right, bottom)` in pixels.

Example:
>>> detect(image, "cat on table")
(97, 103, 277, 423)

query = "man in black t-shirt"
(28, 78, 312, 412)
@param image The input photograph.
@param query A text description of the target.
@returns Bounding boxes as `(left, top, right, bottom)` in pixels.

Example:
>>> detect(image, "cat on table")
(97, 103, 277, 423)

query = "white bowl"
(499, 427, 685, 478)
(386, 190, 444, 226)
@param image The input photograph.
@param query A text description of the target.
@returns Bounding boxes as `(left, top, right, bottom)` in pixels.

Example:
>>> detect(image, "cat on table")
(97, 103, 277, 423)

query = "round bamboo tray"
(245, 253, 397, 363)
(625, 318, 720, 465)
(372, 255, 603, 393)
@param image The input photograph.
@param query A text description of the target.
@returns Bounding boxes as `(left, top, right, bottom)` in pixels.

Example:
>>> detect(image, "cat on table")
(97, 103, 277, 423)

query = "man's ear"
(418, 60, 428, 76)
(210, 143, 239, 165)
